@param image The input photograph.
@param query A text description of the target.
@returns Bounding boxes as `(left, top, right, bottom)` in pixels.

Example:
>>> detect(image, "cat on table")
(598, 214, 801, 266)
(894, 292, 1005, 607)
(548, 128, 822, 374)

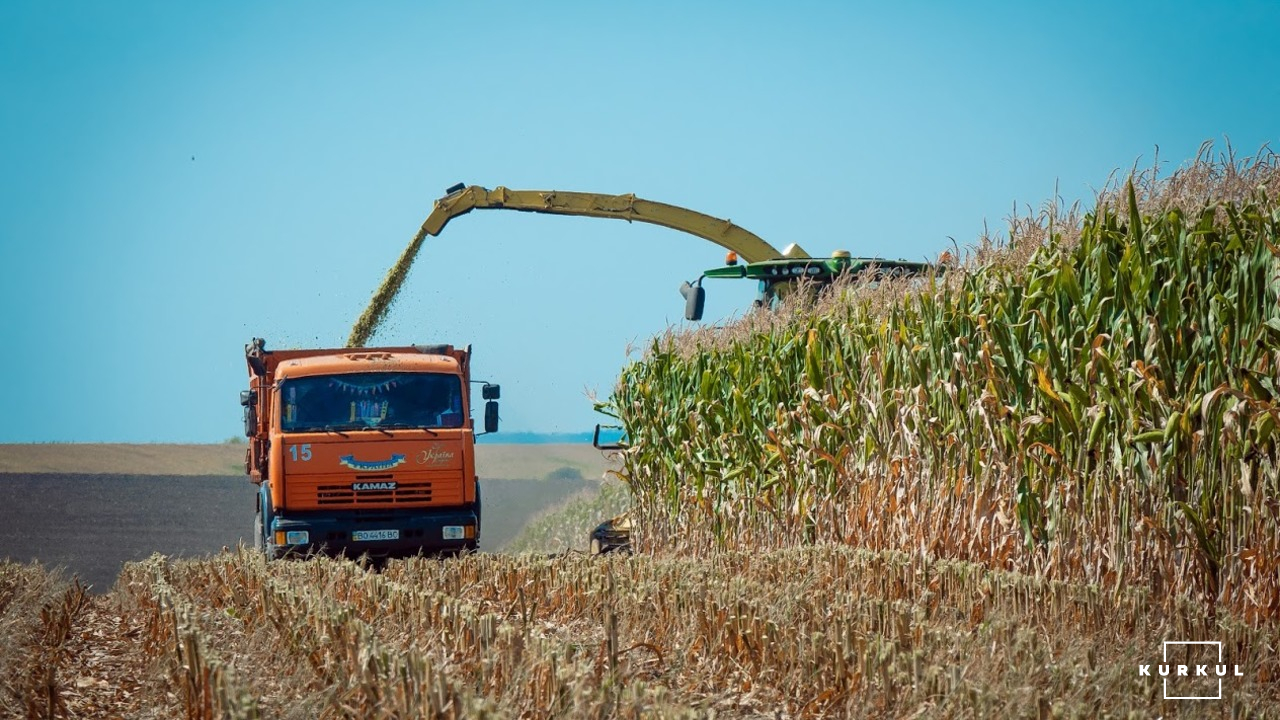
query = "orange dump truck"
(241, 338, 498, 558)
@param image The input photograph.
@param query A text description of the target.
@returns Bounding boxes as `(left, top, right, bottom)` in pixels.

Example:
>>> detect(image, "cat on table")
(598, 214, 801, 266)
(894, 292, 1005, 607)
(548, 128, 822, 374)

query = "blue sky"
(2, 1, 1277, 443)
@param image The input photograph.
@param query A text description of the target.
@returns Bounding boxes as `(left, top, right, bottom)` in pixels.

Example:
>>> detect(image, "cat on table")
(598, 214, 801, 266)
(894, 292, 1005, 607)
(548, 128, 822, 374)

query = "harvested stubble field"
(6, 546, 1277, 718)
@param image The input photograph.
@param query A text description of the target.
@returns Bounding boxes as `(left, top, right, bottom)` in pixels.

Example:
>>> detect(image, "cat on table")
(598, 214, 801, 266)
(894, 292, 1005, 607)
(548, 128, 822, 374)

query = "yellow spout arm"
(347, 185, 781, 347)
(424, 185, 782, 262)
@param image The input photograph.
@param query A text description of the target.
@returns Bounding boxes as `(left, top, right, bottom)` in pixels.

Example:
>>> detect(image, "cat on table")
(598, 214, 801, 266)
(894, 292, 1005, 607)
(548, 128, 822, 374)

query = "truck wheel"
(255, 489, 275, 558)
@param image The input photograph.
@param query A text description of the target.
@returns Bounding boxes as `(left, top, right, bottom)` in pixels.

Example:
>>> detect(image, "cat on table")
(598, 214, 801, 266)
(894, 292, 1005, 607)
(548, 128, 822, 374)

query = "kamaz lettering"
(352, 481, 397, 492)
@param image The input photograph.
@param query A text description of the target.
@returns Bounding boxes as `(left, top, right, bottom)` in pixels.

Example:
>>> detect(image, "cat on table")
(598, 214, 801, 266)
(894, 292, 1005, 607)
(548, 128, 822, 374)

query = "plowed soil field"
(0, 471, 601, 592)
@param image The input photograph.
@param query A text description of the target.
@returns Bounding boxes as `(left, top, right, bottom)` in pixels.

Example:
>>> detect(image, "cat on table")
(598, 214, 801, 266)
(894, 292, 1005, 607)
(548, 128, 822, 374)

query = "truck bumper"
(268, 506, 479, 558)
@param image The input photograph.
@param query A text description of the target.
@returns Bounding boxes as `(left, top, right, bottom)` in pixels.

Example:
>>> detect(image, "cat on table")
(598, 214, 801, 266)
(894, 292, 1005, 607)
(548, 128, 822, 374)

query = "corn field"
(4, 148, 1279, 718)
(610, 150, 1280, 622)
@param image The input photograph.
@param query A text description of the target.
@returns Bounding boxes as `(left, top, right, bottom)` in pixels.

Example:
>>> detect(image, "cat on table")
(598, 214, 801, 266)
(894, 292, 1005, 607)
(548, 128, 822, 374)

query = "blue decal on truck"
(339, 453, 406, 472)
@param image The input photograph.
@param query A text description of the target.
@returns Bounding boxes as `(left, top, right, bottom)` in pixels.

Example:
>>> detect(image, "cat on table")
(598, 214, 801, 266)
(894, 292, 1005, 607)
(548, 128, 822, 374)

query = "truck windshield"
(280, 372, 464, 433)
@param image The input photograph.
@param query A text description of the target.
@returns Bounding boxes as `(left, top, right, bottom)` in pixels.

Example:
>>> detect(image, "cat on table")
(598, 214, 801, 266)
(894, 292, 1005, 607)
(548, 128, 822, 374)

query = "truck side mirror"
(484, 401, 499, 434)
(680, 280, 705, 322)
(482, 383, 500, 400)
(241, 392, 258, 438)
(592, 423, 626, 451)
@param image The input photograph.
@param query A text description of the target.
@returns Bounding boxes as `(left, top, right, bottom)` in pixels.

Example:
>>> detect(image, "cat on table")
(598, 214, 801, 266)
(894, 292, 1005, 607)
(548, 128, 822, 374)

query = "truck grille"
(315, 481, 432, 506)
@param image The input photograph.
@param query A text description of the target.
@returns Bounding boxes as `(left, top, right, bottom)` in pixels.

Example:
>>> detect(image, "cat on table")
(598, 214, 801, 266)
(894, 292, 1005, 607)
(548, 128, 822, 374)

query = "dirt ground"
(0, 443, 616, 480)
(0, 473, 598, 592)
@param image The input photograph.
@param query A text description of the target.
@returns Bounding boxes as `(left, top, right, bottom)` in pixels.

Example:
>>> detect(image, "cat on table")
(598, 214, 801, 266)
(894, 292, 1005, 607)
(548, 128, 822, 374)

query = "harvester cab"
(680, 244, 938, 322)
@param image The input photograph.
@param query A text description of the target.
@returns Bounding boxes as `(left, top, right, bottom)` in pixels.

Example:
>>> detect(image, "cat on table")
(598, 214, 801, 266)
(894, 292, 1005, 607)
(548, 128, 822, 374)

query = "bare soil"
(0, 442, 616, 480)
(0, 444, 617, 593)
(0, 472, 602, 592)
(0, 444, 247, 476)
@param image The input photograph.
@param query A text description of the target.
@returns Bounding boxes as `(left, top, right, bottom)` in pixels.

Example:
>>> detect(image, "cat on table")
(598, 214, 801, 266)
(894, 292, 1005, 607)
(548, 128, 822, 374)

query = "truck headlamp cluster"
(276, 530, 309, 545)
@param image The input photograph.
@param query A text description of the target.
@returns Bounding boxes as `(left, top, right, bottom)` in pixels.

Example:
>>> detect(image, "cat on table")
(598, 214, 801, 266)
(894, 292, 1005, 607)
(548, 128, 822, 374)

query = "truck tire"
(474, 481, 482, 540)
(254, 488, 274, 558)
(253, 507, 264, 551)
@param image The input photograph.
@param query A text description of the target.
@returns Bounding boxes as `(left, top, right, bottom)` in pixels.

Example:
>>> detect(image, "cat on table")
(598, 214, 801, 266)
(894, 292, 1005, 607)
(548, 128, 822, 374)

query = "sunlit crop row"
(10, 539, 1277, 718)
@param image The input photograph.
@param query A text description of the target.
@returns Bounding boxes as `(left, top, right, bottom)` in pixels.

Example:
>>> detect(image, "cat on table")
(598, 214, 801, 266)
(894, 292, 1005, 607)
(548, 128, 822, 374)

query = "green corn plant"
(605, 150, 1280, 618)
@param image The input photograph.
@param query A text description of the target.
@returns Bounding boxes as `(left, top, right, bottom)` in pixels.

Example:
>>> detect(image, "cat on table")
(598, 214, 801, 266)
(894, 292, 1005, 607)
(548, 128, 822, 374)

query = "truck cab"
(242, 338, 498, 558)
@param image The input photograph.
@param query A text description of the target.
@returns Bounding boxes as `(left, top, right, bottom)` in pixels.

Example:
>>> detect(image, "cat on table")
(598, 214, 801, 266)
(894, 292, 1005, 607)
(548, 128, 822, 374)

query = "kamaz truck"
(241, 338, 499, 558)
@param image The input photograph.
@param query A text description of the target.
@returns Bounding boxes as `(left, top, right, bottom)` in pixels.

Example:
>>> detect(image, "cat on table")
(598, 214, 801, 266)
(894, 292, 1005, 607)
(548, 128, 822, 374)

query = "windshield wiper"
(378, 422, 438, 437)
(287, 425, 351, 436)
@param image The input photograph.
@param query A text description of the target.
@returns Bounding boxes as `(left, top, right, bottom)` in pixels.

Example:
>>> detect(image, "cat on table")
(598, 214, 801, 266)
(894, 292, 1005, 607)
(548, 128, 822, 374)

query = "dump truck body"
(242, 338, 498, 558)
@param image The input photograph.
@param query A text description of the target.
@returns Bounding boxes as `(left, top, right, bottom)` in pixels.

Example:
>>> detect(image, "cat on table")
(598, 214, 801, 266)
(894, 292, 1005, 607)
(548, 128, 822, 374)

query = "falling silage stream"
(346, 216, 438, 348)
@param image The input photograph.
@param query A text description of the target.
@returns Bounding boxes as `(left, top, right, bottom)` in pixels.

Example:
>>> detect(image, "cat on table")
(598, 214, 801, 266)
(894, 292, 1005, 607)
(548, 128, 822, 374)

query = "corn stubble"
(9, 544, 1278, 718)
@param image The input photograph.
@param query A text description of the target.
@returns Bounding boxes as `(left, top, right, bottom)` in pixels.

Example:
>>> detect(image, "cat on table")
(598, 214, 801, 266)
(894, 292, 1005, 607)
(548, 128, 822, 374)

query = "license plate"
(352, 529, 399, 542)
(442, 526, 465, 540)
